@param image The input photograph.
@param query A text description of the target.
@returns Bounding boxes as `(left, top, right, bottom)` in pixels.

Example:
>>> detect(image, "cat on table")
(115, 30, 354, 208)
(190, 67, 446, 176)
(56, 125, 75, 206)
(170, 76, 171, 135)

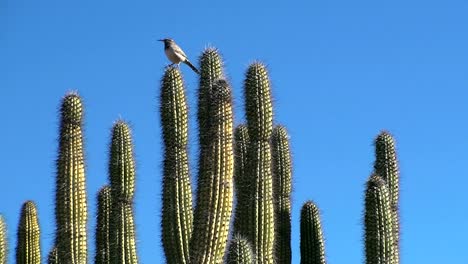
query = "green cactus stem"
(232, 125, 250, 235)
(197, 48, 224, 152)
(55, 92, 88, 263)
(108, 120, 139, 264)
(110, 202, 138, 264)
(0, 215, 8, 264)
(365, 174, 396, 264)
(109, 121, 136, 202)
(374, 131, 400, 263)
(244, 62, 275, 263)
(48, 247, 58, 264)
(300, 201, 326, 264)
(160, 66, 194, 264)
(16, 201, 41, 264)
(95, 186, 112, 264)
(226, 236, 254, 264)
(190, 79, 234, 264)
(272, 126, 292, 264)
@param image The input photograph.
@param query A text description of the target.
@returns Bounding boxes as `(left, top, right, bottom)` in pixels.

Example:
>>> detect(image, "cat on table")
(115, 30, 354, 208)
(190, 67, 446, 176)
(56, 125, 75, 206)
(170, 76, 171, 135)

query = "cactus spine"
(48, 247, 58, 264)
(95, 186, 112, 264)
(300, 201, 326, 264)
(160, 66, 194, 264)
(55, 92, 88, 264)
(0, 215, 7, 264)
(108, 121, 138, 264)
(272, 126, 292, 263)
(244, 63, 275, 263)
(232, 125, 250, 235)
(191, 79, 234, 263)
(226, 236, 254, 264)
(16, 201, 41, 264)
(374, 131, 400, 263)
(364, 174, 396, 264)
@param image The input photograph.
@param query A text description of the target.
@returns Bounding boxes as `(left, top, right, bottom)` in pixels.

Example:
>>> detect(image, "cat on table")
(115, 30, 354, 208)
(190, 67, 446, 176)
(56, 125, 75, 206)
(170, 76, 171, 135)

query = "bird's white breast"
(165, 48, 184, 64)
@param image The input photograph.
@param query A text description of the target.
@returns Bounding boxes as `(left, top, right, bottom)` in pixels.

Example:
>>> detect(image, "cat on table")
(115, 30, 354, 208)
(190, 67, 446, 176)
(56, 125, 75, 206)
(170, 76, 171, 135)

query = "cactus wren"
(158, 38, 200, 74)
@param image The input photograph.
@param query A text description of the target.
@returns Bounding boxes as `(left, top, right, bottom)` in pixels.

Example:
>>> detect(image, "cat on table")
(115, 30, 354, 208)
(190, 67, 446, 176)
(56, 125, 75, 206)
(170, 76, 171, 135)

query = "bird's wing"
(173, 45, 188, 60)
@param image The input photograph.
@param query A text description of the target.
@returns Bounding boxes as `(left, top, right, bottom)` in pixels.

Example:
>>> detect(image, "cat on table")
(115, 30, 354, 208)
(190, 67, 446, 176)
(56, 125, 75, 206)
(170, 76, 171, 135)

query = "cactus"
(48, 247, 58, 264)
(110, 202, 138, 263)
(160, 66, 194, 264)
(232, 125, 250, 235)
(0, 215, 7, 264)
(300, 201, 326, 264)
(272, 126, 292, 264)
(197, 48, 224, 152)
(244, 63, 275, 263)
(95, 186, 112, 264)
(55, 92, 88, 263)
(226, 236, 254, 264)
(16, 201, 41, 264)
(108, 121, 139, 264)
(374, 131, 400, 263)
(190, 79, 234, 263)
(109, 121, 136, 202)
(364, 174, 396, 264)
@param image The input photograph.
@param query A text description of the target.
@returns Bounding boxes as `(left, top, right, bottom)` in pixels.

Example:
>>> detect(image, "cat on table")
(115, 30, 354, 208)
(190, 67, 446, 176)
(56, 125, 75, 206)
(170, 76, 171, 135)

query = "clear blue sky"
(2, 0, 468, 263)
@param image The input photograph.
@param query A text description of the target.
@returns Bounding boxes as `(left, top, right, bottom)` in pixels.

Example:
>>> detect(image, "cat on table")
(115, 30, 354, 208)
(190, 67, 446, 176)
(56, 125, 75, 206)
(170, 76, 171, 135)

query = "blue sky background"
(2, 0, 468, 263)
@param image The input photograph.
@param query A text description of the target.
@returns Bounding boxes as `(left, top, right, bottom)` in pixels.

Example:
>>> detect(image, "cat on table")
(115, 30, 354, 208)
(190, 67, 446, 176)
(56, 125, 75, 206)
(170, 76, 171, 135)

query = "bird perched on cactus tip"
(159, 38, 200, 74)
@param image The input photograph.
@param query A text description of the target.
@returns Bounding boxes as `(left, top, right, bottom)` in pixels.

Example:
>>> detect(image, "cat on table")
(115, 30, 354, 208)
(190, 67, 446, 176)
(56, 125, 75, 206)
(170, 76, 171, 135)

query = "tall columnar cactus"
(374, 131, 400, 263)
(364, 174, 396, 264)
(48, 247, 58, 264)
(226, 236, 254, 264)
(232, 125, 250, 235)
(55, 92, 88, 263)
(108, 121, 139, 264)
(160, 66, 194, 264)
(300, 201, 326, 264)
(244, 62, 275, 263)
(190, 79, 234, 264)
(0, 215, 7, 264)
(95, 186, 112, 264)
(16, 201, 41, 264)
(272, 125, 292, 263)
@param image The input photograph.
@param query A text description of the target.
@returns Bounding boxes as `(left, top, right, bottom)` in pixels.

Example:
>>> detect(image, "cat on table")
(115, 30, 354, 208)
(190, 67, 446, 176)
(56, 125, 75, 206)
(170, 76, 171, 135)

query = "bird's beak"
(158, 39, 164, 42)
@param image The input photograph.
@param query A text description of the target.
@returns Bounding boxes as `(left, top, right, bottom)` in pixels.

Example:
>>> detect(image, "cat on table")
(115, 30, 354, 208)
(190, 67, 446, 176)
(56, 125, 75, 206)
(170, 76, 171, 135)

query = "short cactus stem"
(300, 201, 326, 264)
(95, 186, 112, 264)
(365, 174, 396, 264)
(226, 236, 254, 264)
(16, 201, 41, 264)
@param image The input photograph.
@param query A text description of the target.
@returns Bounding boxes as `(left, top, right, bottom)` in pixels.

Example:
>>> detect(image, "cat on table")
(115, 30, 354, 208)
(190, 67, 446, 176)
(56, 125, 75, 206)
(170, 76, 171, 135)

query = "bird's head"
(158, 38, 174, 45)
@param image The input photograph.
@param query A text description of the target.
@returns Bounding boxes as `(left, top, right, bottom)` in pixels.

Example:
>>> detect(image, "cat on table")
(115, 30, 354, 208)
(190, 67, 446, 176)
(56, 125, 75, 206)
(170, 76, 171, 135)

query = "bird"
(158, 38, 200, 74)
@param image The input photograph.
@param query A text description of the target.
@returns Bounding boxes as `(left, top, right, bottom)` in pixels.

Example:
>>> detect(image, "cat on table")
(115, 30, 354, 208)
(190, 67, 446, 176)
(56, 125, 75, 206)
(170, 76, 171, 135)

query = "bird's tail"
(184, 60, 200, 74)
